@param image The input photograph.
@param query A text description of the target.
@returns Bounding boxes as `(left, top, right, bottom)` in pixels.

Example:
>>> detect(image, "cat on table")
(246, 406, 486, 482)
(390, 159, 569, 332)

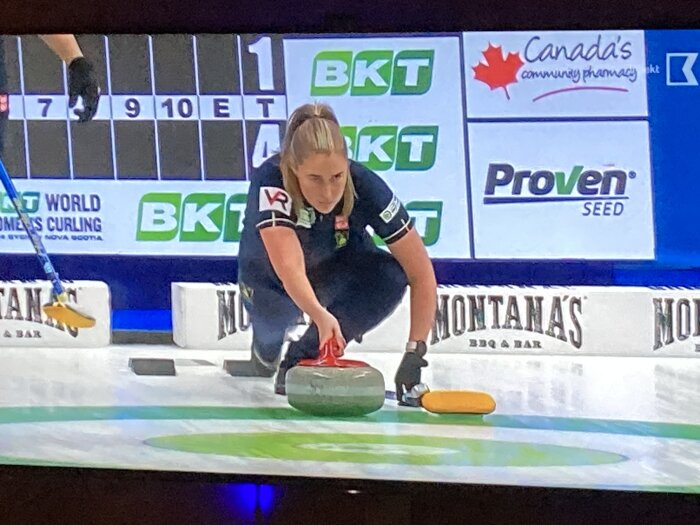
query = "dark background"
(2, 0, 700, 34)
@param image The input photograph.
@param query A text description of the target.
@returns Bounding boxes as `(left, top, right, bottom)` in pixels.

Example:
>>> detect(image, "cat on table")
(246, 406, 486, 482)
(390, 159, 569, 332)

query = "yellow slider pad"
(421, 390, 496, 415)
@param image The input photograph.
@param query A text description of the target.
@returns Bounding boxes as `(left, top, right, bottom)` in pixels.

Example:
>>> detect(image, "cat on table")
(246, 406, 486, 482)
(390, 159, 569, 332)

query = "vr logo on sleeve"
(260, 187, 292, 216)
(380, 194, 401, 223)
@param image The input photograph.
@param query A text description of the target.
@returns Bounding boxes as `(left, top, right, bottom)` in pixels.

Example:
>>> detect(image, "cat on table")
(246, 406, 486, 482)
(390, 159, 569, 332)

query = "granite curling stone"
(286, 358, 385, 417)
(287, 364, 385, 417)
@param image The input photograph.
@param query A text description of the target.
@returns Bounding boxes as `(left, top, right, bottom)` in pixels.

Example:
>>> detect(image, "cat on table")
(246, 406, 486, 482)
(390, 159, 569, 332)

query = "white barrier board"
(0, 280, 111, 347)
(172, 283, 700, 357)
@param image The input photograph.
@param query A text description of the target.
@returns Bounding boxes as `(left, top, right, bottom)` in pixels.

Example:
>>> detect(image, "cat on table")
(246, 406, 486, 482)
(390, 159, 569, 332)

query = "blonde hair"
(280, 102, 355, 217)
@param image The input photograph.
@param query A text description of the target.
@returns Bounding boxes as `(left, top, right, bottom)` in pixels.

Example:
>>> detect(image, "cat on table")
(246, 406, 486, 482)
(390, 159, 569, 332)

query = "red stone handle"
(297, 339, 369, 368)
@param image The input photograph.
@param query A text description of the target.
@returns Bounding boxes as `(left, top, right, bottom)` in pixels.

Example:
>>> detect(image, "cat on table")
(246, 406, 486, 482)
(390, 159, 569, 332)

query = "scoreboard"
(0, 34, 287, 181)
(0, 31, 661, 261)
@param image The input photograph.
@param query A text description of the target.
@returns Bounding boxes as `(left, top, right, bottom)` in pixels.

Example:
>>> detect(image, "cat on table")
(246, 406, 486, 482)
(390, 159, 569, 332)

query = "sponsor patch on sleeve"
(259, 186, 292, 216)
(380, 194, 400, 224)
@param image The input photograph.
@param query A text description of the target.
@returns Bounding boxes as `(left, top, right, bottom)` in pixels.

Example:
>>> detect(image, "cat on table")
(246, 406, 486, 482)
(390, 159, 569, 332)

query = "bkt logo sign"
(136, 192, 248, 242)
(311, 50, 435, 96)
(341, 125, 439, 171)
(137, 192, 444, 246)
(666, 53, 698, 86)
(1, 192, 40, 214)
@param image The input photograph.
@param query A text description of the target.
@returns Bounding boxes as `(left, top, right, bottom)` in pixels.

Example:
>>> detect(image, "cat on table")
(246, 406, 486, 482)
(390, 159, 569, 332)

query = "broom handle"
(0, 157, 66, 300)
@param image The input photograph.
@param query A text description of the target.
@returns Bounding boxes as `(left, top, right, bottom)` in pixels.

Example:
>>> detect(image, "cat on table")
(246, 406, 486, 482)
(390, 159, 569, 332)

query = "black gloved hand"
(68, 57, 100, 123)
(394, 351, 428, 406)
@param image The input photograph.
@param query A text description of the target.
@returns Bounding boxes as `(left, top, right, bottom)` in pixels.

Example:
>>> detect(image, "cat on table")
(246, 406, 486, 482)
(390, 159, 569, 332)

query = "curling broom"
(0, 157, 95, 328)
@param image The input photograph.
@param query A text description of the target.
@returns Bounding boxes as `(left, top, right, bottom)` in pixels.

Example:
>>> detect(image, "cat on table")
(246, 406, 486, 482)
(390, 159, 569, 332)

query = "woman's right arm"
(260, 226, 346, 349)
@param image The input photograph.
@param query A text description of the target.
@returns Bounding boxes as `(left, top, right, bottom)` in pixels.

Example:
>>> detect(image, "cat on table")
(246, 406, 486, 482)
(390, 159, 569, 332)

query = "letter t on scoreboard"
(239, 34, 287, 179)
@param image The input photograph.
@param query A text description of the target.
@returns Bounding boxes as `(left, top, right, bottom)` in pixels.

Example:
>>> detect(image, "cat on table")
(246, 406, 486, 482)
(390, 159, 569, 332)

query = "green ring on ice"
(145, 432, 628, 467)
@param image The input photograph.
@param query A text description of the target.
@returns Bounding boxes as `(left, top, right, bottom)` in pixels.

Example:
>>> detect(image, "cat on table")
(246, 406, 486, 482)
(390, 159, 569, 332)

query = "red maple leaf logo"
(473, 44, 524, 100)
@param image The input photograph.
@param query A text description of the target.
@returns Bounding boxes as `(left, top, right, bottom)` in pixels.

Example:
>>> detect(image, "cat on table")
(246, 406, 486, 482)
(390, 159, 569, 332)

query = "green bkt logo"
(342, 126, 438, 171)
(374, 201, 443, 247)
(311, 50, 434, 96)
(137, 193, 443, 246)
(137, 193, 247, 242)
(1, 192, 40, 214)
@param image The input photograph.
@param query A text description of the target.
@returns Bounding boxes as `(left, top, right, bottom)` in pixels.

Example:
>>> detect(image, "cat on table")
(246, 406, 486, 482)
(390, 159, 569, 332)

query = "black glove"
(68, 57, 100, 123)
(394, 351, 428, 406)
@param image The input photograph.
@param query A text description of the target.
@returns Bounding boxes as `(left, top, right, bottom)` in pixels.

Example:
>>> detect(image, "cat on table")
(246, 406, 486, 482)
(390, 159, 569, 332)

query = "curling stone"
(287, 341, 385, 417)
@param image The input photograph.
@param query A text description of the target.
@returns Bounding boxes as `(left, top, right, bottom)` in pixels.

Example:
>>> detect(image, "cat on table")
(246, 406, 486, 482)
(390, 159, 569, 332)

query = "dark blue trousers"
(241, 249, 408, 368)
